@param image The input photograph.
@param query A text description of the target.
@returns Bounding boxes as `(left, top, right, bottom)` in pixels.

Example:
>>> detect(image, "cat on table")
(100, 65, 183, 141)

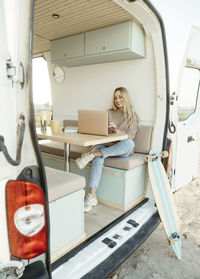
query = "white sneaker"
(84, 193, 98, 212)
(76, 152, 94, 169)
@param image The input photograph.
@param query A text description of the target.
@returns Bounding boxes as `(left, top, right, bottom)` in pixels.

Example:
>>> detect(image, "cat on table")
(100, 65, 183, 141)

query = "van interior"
(33, 0, 162, 263)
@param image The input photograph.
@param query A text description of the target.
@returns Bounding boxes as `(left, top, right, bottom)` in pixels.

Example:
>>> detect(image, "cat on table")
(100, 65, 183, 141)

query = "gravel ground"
(109, 178, 200, 279)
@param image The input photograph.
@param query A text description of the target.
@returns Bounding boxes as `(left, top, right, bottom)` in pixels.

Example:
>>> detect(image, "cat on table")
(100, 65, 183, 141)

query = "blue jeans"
(89, 139, 134, 189)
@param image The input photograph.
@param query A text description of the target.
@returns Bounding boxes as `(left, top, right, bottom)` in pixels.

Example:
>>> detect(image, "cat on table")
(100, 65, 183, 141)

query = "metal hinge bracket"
(6, 61, 24, 89)
(0, 261, 24, 279)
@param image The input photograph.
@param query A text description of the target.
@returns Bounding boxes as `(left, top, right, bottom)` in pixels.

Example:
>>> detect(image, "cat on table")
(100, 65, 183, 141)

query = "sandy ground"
(109, 178, 200, 279)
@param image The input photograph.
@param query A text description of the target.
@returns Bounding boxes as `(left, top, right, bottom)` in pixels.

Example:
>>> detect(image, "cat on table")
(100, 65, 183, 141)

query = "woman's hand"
(108, 122, 116, 134)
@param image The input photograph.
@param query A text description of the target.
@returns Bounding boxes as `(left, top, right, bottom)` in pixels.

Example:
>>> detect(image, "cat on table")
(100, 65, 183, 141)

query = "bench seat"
(39, 140, 145, 170)
(39, 123, 152, 170)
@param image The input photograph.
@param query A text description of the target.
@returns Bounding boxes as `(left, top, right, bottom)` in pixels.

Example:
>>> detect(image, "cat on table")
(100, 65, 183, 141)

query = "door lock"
(187, 136, 195, 143)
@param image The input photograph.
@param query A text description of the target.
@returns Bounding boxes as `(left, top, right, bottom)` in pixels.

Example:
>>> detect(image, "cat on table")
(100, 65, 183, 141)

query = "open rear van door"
(0, 1, 13, 264)
(0, 1, 12, 155)
(170, 26, 200, 191)
(0, 1, 51, 278)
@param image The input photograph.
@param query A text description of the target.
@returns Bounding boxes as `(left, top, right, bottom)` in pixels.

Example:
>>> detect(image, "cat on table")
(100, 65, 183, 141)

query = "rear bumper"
(21, 261, 49, 279)
(82, 212, 160, 279)
(52, 199, 160, 279)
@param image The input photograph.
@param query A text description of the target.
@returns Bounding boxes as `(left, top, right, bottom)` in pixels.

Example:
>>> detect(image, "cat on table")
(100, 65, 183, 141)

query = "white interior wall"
(45, 36, 155, 126)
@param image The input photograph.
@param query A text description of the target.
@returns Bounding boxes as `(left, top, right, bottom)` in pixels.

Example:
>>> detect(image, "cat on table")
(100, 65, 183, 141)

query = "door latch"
(6, 61, 25, 89)
(187, 136, 195, 143)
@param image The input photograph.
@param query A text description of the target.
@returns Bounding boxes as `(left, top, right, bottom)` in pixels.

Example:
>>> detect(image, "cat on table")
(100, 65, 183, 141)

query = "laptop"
(78, 110, 109, 136)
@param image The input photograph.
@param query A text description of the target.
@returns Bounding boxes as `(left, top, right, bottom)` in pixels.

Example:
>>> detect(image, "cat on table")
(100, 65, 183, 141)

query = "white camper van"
(0, 0, 200, 278)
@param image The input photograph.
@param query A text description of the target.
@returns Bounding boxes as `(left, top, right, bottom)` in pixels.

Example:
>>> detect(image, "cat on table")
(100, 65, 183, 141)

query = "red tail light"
(6, 180, 47, 259)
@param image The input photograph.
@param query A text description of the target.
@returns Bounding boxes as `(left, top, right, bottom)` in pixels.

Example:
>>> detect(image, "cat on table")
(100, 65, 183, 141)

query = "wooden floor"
(84, 203, 123, 239)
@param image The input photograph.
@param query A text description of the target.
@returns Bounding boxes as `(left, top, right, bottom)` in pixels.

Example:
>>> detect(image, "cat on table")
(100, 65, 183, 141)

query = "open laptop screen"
(78, 110, 109, 136)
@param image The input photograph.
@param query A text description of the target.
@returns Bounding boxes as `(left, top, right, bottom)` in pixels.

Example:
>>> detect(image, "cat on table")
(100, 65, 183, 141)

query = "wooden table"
(37, 127, 128, 171)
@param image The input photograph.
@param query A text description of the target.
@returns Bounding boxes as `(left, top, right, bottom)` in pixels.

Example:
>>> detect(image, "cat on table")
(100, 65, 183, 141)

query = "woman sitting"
(76, 87, 139, 212)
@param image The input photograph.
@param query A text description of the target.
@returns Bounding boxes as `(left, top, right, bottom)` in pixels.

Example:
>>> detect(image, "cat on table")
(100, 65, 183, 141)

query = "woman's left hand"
(108, 122, 116, 134)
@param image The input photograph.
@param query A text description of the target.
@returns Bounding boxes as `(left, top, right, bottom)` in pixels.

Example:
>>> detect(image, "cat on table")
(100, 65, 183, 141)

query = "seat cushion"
(40, 140, 146, 171)
(45, 167, 85, 202)
(134, 125, 152, 154)
(104, 153, 146, 170)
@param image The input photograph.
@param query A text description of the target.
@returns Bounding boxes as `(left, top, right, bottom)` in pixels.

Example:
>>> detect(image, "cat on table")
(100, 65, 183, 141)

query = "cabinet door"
(51, 33, 84, 61)
(85, 21, 131, 55)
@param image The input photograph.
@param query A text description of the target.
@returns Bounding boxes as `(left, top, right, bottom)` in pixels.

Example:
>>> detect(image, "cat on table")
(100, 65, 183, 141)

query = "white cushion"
(45, 167, 85, 202)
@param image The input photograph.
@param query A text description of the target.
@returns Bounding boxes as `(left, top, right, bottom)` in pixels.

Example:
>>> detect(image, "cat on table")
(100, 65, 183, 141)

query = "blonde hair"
(112, 87, 139, 129)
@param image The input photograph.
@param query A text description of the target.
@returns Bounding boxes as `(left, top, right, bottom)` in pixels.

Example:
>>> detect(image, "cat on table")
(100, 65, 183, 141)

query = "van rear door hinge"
(0, 261, 24, 279)
(6, 61, 24, 89)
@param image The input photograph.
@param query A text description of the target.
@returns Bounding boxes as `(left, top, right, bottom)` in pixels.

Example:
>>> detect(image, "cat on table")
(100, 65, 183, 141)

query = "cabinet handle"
(102, 46, 106, 50)
(64, 53, 67, 57)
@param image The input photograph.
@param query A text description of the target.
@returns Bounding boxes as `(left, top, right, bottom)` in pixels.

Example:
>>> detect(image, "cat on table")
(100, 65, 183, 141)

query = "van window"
(32, 57, 52, 127)
(177, 67, 200, 121)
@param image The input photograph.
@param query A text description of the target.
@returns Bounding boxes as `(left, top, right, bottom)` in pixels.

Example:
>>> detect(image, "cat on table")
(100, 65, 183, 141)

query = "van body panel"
(0, 0, 16, 264)
(0, 0, 51, 277)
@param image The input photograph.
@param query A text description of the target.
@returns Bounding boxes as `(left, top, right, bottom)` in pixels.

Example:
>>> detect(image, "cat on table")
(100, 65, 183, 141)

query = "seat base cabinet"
(70, 160, 146, 211)
(45, 166, 85, 263)
(42, 152, 147, 211)
(49, 189, 85, 262)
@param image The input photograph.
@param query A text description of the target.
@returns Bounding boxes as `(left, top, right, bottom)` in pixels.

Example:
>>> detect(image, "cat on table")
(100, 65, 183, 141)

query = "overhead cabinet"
(51, 20, 145, 67)
(51, 33, 84, 60)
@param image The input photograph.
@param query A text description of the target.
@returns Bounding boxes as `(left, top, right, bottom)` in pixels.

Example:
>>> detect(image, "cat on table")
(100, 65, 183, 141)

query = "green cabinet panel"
(70, 160, 146, 210)
(130, 20, 145, 57)
(85, 21, 131, 55)
(124, 164, 146, 205)
(41, 152, 65, 171)
(51, 33, 84, 61)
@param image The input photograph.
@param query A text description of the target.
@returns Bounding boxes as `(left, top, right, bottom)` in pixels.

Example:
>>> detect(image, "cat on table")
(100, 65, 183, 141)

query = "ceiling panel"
(33, 0, 133, 55)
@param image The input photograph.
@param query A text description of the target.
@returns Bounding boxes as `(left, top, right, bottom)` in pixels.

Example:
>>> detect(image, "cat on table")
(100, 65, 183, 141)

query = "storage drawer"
(51, 33, 84, 61)
(85, 21, 131, 55)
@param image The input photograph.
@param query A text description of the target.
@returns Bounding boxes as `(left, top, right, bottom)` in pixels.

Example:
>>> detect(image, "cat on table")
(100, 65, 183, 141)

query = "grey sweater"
(108, 109, 139, 140)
